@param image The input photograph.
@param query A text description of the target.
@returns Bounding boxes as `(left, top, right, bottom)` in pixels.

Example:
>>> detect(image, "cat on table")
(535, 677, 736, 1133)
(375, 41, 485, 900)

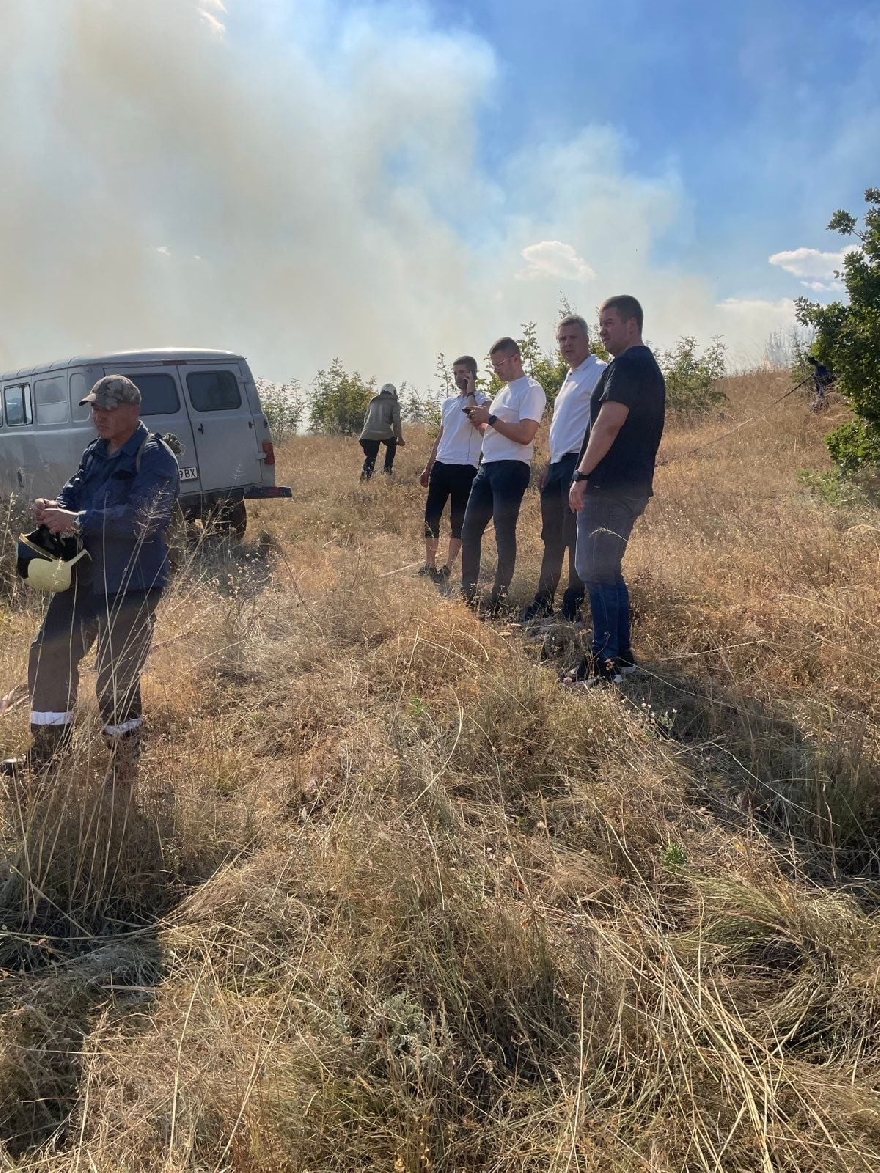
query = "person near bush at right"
(418, 355, 488, 582)
(565, 295, 665, 686)
(807, 356, 834, 412)
(359, 383, 405, 479)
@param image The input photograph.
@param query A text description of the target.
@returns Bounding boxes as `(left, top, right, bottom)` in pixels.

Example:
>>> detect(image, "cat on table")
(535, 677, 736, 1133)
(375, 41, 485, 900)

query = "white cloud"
(714, 298, 799, 359)
(800, 279, 836, 292)
(716, 296, 797, 316)
(0, 0, 803, 382)
(768, 245, 857, 281)
(198, 0, 226, 36)
(516, 241, 596, 283)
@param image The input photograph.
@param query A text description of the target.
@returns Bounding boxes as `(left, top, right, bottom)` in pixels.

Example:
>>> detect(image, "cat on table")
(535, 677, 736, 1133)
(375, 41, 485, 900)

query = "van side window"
(70, 372, 92, 421)
(4, 383, 33, 427)
(187, 370, 242, 412)
(129, 374, 181, 416)
(35, 376, 70, 424)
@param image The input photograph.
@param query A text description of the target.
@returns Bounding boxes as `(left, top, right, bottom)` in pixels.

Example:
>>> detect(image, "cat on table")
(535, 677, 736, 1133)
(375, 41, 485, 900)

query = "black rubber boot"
(1, 724, 72, 777)
(102, 731, 142, 791)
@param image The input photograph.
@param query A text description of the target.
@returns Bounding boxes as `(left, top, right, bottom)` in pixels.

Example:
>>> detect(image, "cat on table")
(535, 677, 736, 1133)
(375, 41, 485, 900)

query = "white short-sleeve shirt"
(436, 392, 490, 467)
(548, 354, 608, 463)
(482, 375, 546, 464)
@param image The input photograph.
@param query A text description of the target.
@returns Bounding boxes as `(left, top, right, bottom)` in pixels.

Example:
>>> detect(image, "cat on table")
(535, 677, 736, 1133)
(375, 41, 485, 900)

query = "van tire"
(216, 499, 247, 539)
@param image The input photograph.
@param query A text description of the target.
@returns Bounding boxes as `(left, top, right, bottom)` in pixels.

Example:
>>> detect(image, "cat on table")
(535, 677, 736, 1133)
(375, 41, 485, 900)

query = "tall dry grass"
(0, 371, 879, 1171)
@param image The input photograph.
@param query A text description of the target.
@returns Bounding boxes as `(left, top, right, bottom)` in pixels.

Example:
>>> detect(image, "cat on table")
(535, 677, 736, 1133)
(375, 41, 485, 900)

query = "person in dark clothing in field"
(566, 296, 665, 686)
(2, 375, 179, 787)
(807, 356, 834, 412)
(359, 383, 405, 478)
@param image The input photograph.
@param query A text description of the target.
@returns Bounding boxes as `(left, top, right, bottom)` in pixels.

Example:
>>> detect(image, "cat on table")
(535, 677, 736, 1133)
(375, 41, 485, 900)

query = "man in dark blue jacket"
(2, 375, 179, 784)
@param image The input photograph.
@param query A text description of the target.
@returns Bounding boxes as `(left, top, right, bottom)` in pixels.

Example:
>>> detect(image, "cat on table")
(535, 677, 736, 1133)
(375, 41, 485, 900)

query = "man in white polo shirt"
(523, 314, 607, 622)
(460, 336, 546, 612)
(418, 355, 489, 581)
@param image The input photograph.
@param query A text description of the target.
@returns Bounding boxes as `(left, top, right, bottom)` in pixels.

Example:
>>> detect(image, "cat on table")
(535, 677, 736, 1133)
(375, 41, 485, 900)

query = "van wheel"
(216, 500, 247, 539)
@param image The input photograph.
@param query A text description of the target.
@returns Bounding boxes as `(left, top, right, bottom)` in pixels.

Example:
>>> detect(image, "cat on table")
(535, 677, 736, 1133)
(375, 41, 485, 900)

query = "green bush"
(308, 359, 376, 436)
(797, 187, 880, 475)
(256, 378, 305, 441)
(658, 335, 727, 415)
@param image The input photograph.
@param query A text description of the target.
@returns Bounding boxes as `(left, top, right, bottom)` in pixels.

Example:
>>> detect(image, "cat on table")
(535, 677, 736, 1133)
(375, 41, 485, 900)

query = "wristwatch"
(487, 413, 498, 427)
(571, 471, 590, 483)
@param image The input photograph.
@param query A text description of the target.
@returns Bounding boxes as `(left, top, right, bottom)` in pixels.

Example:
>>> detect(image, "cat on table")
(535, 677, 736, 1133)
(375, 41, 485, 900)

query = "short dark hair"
(452, 355, 478, 375)
(600, 295, 644, 333)
(489, 336, 520, 358)
(558, 314, 589, 339)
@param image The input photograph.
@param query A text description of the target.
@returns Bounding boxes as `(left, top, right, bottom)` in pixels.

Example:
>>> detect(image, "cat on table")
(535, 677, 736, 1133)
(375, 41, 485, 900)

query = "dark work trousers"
(574, 490, 649, 663)
(460, 459, 531, 599)
(535, 452, 584, 616)
(28, 580, 161, 738)
(360, 438, 397, 478)
(424, 461, 478, 540)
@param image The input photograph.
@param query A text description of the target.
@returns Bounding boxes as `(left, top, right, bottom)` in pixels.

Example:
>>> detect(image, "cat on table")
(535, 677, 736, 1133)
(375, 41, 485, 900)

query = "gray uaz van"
(0, 349, 291, 535)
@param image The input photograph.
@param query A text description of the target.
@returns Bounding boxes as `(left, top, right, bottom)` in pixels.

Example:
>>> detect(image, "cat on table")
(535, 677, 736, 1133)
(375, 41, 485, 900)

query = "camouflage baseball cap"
(79, 374, 141, 408)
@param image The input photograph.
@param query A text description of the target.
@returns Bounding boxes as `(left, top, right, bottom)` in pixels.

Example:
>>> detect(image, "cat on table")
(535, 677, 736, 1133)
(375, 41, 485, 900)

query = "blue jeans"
(575, 491, 649, 662)
(461, 459, 531, 598)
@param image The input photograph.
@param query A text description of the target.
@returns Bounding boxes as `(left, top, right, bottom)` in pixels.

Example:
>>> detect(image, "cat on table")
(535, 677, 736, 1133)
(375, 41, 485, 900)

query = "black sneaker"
(522, 597, 554, 623)
(418, 565, 437, 577)
(617, 649, 638, 675)
(435, 565, 451, 581)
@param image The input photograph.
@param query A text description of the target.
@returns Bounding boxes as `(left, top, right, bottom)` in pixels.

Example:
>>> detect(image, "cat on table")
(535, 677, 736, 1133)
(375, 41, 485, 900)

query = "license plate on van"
(179, 466, 199, 481)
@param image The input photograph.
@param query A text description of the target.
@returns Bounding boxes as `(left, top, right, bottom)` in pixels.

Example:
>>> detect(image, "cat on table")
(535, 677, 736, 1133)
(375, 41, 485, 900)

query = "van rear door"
(179, 364, 263, 491)
(99, 366, 199, 491)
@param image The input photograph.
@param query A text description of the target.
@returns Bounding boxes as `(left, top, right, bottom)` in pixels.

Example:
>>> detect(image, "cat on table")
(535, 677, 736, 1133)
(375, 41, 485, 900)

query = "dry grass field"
(1, 369, 879, 1171)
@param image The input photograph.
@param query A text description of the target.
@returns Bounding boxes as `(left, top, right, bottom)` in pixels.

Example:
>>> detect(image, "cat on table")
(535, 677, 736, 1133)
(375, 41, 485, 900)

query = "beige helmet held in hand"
(16, 527, 90, 593)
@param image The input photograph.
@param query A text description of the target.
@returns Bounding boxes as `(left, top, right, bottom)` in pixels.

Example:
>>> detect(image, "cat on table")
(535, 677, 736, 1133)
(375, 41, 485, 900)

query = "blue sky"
(0, 0, 877, 383)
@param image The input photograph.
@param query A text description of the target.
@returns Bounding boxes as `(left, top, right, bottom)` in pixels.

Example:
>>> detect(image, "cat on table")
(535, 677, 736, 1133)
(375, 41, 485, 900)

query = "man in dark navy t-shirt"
(566, 295, 665, 685)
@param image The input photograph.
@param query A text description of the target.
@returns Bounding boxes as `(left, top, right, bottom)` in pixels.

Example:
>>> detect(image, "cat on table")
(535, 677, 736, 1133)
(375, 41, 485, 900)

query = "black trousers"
(424, 461, 477, 540)
(360, 438, 397, 477)
(535, 452, 584, 613)
(28, 583, 160, 737)
(460, 459, 531, 598)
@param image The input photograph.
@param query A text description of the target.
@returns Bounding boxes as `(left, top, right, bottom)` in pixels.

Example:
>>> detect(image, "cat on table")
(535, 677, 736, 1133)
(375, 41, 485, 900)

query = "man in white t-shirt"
(523, 315, 607, 622)
(418, 355, 489, 582)
(460, 336, 546, 612)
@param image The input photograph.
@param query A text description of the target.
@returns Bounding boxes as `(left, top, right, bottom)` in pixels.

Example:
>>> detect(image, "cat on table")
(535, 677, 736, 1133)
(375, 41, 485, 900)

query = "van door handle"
(197, 424, 204, 434)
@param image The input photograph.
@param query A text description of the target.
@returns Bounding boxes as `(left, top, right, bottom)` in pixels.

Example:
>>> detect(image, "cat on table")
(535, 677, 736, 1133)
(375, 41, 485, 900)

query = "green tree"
(657, 336, 727, 415)
(400, 384, 443, 429)
(434, 353, 453, 396)
(308, 359, 376, 435)
(256, 378, 305, 441)
(796, 187, 880, 474)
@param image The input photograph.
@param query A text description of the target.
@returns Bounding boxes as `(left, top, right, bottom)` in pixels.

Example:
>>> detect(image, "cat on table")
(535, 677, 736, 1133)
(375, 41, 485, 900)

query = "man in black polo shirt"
(567, 295, 665, 685)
